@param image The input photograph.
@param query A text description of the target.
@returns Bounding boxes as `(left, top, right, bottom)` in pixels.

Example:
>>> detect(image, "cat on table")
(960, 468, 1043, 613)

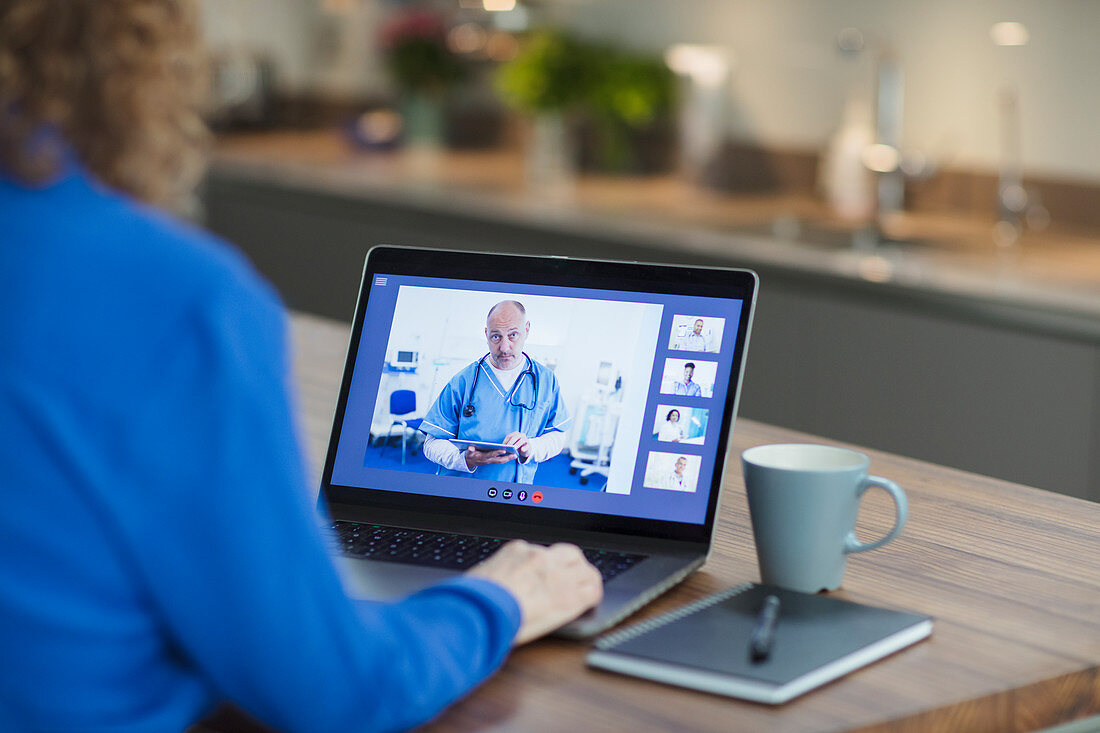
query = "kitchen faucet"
(837, 29, 932, 248)
(871, 48, 905, 227)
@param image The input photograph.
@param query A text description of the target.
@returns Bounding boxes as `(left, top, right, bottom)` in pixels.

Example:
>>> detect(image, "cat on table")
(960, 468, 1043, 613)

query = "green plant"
(495, 30, 589, 114)
(582, 44, 675, 171)
(496, 29, 676, 173)
(585, 48, 674, 128)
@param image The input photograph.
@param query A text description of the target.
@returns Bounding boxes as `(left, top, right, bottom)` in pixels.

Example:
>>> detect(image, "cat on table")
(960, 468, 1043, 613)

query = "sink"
(722, 215, 935, 251)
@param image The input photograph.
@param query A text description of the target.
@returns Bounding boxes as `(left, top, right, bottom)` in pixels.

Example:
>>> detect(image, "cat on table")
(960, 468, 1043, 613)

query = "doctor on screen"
(420, 300, 570, 484)
(666, 457, 690, 491)
(673, 362, 702, 397)
(658, 409, 685, 442)
(676, 319, 708, 352)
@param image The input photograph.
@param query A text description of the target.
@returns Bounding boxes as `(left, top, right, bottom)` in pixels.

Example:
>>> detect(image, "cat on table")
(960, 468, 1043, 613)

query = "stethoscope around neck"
(462, 352, 538, 419)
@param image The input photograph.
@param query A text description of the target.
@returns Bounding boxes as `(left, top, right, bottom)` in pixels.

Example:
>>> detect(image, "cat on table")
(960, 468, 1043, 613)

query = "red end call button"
(531, 491, 543, 503)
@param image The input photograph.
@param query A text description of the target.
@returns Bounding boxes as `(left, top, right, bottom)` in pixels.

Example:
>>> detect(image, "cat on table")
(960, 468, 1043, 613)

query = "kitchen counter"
(202, 129, 1100, 499)
(210, 130, 1100, 341)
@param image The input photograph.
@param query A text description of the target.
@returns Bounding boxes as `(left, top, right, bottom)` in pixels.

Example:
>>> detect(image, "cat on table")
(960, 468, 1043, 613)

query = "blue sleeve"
(540, 371, 571, 435)
(420, 373, 463, 438)
(122, 277, 519, 733)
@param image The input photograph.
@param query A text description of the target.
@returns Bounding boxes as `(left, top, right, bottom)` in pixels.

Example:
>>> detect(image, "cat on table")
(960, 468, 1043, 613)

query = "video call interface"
(330, 274, 746, 526)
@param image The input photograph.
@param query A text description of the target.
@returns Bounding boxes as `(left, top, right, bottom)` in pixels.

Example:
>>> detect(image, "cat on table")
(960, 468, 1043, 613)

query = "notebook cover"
(587, 583, 933, 704)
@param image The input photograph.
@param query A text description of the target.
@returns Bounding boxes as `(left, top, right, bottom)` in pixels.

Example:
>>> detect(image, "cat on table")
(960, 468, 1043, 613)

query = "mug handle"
(844, 476, 908, 553)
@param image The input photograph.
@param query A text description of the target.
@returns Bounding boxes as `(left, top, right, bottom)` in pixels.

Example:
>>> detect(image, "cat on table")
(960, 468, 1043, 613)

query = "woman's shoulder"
(2, 170, 284, 381)
(5, 166, 277, 310)
(109, 192, 274, 308)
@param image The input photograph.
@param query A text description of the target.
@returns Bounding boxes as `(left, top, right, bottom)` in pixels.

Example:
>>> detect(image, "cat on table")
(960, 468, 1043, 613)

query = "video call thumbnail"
(652, 404, 709, 445)
(667, 314, 725, 353)
(658, 358, 717, 399)
(642, 452, 702, 492)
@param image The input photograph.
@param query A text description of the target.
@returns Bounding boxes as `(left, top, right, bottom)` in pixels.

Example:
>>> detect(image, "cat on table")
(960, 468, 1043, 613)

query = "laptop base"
(335, 550, 704, 638)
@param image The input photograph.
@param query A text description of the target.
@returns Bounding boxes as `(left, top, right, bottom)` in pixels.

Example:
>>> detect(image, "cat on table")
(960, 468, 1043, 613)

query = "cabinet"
(744, 281, 1098, 498)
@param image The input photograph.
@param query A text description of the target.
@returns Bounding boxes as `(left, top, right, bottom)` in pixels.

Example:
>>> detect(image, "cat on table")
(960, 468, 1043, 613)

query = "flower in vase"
(380, 8, 465, 95)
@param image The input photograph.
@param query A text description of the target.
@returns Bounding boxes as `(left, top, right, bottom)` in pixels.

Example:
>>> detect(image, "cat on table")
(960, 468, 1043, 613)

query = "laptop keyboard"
(331, 521, 644, 582)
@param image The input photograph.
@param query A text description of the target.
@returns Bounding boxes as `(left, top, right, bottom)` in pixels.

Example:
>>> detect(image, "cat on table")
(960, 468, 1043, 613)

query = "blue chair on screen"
(380, 389, 422, 464)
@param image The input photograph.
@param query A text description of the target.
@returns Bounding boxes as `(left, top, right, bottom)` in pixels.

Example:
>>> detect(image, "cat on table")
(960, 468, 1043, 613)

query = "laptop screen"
(322, 247, 756, 541)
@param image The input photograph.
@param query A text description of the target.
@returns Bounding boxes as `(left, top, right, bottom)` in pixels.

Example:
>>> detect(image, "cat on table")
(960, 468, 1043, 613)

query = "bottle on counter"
(819, 96, 876, 222)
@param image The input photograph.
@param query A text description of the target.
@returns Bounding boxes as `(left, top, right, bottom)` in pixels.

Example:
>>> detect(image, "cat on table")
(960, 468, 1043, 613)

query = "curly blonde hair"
(0, 0, 208, 206)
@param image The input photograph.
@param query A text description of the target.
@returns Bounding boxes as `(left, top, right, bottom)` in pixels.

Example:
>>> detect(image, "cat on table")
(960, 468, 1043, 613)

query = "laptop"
(318, 245, 757, 638)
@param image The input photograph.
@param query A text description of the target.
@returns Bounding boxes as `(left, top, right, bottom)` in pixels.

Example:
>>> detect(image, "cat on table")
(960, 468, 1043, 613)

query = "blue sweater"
(0, 167, 520, 732)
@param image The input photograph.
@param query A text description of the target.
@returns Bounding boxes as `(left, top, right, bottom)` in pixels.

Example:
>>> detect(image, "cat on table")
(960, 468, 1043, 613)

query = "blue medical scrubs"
(421, 356, 570, 484)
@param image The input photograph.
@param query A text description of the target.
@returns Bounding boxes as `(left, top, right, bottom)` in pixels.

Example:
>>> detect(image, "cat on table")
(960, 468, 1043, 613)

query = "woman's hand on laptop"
(468, 540, 603, 645)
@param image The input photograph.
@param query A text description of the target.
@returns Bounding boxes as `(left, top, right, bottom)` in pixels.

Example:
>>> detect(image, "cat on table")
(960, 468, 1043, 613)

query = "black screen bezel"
(320, 246, 757, 545)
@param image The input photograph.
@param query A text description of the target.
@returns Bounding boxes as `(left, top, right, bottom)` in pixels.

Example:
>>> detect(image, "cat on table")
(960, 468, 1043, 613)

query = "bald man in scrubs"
(421, 301, 570, 485)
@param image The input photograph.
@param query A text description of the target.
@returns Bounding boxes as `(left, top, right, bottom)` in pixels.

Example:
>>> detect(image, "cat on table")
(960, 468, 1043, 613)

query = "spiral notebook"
(587, 583, 932, 704)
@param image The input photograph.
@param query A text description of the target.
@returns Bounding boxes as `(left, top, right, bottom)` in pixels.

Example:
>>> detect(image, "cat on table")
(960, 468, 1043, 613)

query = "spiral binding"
(594, 582, 754, 650)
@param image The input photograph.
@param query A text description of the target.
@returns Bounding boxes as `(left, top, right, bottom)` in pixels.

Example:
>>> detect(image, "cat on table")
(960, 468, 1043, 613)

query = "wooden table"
(290, 312, 1100, 733)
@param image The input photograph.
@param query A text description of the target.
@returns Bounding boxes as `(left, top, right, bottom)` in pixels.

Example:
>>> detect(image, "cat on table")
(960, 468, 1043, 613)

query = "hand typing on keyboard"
(467, 540, 603, 645)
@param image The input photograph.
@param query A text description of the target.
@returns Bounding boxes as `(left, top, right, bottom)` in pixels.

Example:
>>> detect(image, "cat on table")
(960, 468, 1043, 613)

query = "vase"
(526, 112, 576, 196)
(402, 92, 445, 150)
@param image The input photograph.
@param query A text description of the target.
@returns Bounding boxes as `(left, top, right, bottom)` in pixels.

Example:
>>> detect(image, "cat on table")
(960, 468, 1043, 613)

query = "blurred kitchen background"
(195, 0, 1100, 500)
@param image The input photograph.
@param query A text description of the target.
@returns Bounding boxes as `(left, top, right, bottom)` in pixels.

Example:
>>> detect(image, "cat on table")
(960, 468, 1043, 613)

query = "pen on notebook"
(750, 594, 781, 662)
